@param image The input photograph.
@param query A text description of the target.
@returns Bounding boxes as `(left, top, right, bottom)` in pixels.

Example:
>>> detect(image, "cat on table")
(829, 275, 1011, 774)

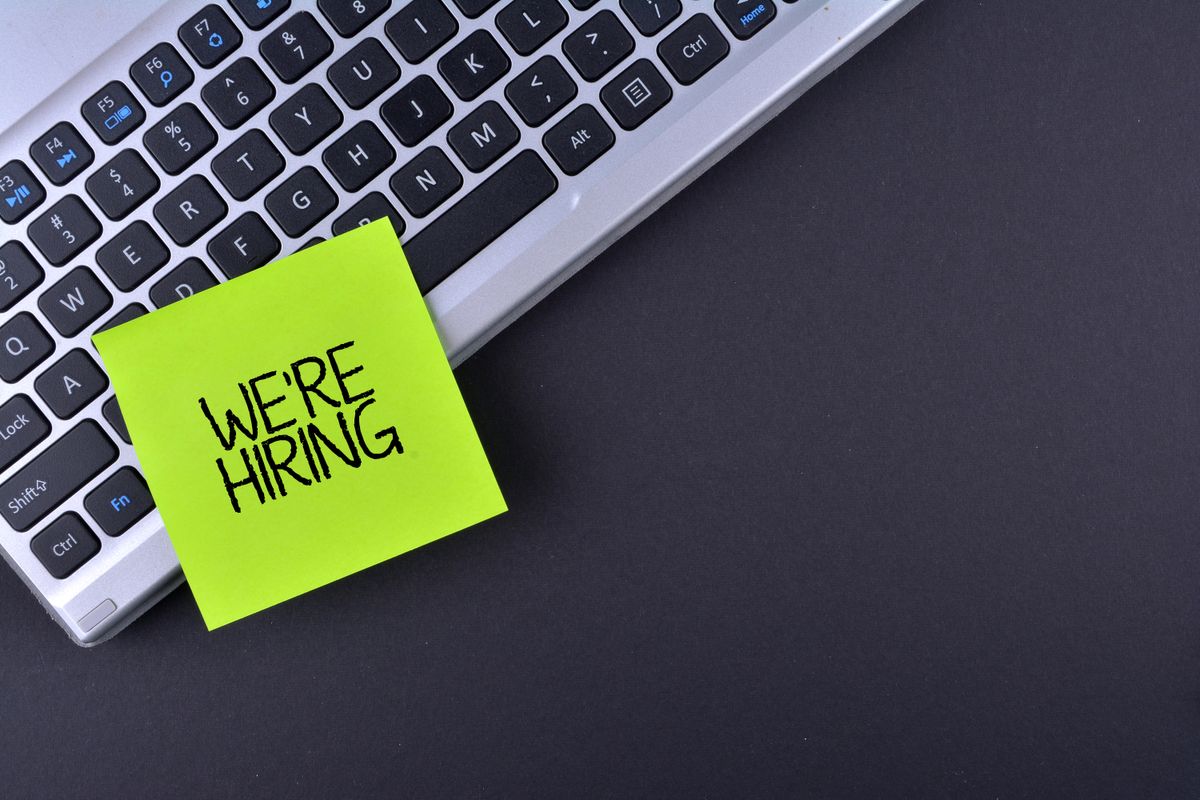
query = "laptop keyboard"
(1, 0, 783, 587)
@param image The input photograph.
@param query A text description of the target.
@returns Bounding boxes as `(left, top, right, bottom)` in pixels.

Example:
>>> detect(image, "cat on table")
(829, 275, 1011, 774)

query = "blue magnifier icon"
(160, 70, 173, 89)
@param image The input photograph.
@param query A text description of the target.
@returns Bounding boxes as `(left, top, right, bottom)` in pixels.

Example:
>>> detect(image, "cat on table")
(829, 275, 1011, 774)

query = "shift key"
(0, 421, 118, 532)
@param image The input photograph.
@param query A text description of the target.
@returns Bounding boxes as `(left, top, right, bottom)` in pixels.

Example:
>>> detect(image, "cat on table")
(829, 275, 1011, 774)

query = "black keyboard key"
(27, 196, 101, 266)
(405, 150, 556, 292)
(38, 267, 112, 337)
(0, 395, 49, 473)
(208, 212, 281, 278)
(144, 104, 218, 175)
(657, 14, 729, 85)
(600, 58, 671, 129)
(212, 130, 285, 200)
(318, 0, 392, 36)
(81, 82, 145, 145)
(505, 55, 577, 126)
(150, 258, 219, 308)
(380, 75, 453, 146)
(102, 397, 130, 444)
(332, 192, 406, 237)
(543, 103, 614, 175)
(96, 222, 170, 291)
(0, 313, 53, 382)
(323, 121, 396, 192)
(386, 0, 457, 64)
(0, 421, 118, 533)
(620, 0, 680, 35)
(448, 0, 499, 18)
(229, 0, 291, 29)
(0, 241, 44, 312)
(562, 11, 634, 81)
(96, 303, 149, 334)
(438, 30, 510, 101)
(328, 38, 401, 109)
(29, 123, 94, 186)
(203, 58, 276, 128)
(34, 350, 107, 419)
(714, 0, 775, 39)
(85, 467, 155, 536)
(261, 12, 334, 83)
(270, 84, 344, 154)
(154, 175, 228, 246)
(179, 4, 243, 67)
(0, 161, 45, 224)
(85, 150, 160, 220)
(31, 513, 101, 579)
(447, 101, 520, 172)
(497, 0, 568, 56)
(265, 167, 338, 236)
(390, 146, 462, 217)
(130, 43, 194, 107)
(567, 0, 598, 8)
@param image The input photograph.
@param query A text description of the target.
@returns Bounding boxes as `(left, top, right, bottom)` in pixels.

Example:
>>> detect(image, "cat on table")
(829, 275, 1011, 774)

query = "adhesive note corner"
(92, 220, 506, 629)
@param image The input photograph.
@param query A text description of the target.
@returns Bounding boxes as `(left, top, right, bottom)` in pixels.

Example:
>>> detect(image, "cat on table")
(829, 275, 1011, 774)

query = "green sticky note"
(92, 220, 506, 629)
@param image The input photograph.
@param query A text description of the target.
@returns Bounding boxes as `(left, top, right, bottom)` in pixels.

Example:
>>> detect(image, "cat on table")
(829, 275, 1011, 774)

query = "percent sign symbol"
(164, 120, 192, 152)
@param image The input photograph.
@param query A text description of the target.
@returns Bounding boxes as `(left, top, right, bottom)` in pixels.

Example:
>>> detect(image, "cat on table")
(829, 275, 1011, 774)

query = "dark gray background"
(4, 0, 1200, 796)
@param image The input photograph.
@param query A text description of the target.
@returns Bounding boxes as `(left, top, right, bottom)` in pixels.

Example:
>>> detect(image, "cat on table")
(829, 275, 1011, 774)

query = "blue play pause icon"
(5, 184, 31, 208)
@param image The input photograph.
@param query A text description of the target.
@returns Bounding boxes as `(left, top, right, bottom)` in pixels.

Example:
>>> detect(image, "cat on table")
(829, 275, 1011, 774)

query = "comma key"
(0, 421, 118, 533)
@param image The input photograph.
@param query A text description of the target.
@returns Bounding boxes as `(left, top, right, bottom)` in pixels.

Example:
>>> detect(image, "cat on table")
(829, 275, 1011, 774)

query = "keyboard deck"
(0, 0, 913, 642)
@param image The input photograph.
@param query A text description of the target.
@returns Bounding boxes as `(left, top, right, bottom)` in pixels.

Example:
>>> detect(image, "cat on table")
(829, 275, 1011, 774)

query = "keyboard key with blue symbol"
(130, 43, 195, 107)
(84, 467, 155, 537)
(179, 5, 243, 68)
(81, 82, 146, 145)
(714, 0, 776, 39)
(0, 160, 45, 223)
(29, 122, 94, 186)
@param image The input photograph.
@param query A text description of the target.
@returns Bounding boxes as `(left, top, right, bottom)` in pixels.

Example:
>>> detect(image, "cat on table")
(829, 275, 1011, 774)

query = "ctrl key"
(31, 513, 100, 579)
